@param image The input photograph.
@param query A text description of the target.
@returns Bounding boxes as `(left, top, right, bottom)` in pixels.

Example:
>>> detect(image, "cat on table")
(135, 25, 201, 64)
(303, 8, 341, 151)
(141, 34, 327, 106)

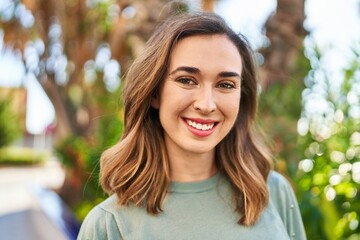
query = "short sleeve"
(77, 206, 123, 240)
(268, 171, 307, 240)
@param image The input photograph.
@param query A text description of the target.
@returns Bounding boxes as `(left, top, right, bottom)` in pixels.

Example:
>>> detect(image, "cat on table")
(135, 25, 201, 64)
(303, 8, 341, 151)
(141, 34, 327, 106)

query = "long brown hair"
(100, 12, 272, 226)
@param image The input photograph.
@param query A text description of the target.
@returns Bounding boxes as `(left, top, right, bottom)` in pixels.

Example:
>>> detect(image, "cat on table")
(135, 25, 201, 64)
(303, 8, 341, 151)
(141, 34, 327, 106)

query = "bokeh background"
(0, 0, 359, 239)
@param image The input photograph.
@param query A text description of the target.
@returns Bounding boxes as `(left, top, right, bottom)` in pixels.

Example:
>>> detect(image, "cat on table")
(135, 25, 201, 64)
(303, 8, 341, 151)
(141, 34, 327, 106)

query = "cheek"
(221, 95, 241, 117)
(158, 92, 188, 118)
(229, 105, 240, 120)
(159, 87, 193, 109)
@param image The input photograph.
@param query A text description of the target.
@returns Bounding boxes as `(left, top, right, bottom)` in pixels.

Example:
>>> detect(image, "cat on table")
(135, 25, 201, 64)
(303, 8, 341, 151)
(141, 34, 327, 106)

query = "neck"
(168, 150, 217, 182)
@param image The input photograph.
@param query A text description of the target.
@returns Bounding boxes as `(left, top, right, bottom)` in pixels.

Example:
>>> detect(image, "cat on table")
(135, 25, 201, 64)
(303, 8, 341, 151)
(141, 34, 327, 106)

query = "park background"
(0, 0, 360, 239)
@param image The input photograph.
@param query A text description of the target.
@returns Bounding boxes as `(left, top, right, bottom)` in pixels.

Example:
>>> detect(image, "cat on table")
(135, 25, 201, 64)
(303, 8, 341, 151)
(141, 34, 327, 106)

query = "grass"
(0, 146, 50, 165)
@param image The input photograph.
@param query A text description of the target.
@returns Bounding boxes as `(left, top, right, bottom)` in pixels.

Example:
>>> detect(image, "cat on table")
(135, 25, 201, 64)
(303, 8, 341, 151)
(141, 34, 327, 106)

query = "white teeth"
(186, 120, 215, 131)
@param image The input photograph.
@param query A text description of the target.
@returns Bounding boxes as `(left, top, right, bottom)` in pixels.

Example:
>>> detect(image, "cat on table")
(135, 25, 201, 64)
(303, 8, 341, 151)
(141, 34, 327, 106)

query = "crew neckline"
(169, 173, 220, 193)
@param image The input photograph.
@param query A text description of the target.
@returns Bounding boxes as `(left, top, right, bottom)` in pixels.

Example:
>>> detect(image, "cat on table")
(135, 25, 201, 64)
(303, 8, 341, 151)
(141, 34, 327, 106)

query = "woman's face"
(151, 34, 242, 157)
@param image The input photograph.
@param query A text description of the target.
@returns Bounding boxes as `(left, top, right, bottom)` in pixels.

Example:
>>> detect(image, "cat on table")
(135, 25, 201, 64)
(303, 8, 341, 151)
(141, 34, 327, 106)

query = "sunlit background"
(0, 0, 359, 239)
(1, 0, 359, 134)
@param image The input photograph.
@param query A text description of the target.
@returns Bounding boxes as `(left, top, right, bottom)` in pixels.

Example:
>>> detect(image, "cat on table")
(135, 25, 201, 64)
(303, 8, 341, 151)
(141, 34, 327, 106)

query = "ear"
(150, 93, 160, 109)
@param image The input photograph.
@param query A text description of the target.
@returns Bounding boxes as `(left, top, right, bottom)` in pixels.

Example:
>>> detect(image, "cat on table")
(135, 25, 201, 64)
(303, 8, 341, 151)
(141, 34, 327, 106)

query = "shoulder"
(77, 195, 123, 240)
(267, 170, 296, 200)
(97, 194, 122, 213)
(267, 170, 296, 207)
(267, 170, 291, 189)
(82, 194, 122, 221)
(267, 171, 307, 240)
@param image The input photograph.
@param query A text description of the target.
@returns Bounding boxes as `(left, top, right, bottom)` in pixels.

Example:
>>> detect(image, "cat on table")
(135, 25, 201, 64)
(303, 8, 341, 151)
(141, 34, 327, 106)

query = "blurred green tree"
(0, 97, 21, 148)
(0, 0, 183, 143)
(258, 0, 360, 238)
(258, 0, 309, 178)
(296, 42, 360, 239)
(0, 0, 187, 207)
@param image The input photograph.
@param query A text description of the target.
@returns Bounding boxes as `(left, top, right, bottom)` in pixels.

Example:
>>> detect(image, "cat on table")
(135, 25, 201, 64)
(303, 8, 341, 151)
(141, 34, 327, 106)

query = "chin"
(185, 146, 216, 155)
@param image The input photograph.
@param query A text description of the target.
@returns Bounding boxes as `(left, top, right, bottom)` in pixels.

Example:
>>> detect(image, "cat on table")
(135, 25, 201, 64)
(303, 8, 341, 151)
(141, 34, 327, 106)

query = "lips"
(186, 119, 215, 130)
(183, 118, 218, 137)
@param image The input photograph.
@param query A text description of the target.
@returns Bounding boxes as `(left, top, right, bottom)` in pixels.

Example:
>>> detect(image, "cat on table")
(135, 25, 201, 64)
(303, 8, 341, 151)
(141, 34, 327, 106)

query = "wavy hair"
(100, 12, 272, 226)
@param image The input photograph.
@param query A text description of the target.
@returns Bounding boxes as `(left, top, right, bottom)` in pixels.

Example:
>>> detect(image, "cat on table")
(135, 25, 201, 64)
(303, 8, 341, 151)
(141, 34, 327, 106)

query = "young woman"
(77, 12, 306, 240)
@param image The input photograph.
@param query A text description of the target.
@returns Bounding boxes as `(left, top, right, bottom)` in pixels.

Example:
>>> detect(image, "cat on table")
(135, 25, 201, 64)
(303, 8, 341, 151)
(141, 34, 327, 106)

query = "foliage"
(259, 34, 360, 239)
(258, 44, 311, 177)
(0, 0, 186, 221)
(55, 85, 123, 220)
(0, 98, 21, 148)
(0, 146, 48, 165)
(296, 43, 360, 239)
(0, 0, 179, 142)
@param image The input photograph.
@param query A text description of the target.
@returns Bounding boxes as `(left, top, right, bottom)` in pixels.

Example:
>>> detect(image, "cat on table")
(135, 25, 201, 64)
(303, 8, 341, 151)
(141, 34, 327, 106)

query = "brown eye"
(176, 77, 197, 85)
(217, 82, 236, 89)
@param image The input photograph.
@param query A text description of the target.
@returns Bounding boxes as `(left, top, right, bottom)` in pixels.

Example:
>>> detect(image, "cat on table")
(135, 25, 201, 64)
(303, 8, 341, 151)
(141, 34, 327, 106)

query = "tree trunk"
(259, 0, 307, 88)
(202, 0, 215, 11)
(258, 0, 309, 177)
(0, 0, 190, 205)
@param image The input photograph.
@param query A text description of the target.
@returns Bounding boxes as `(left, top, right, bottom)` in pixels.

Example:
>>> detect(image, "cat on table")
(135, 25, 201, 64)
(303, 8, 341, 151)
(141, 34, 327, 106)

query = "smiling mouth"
(185, 119, 216, 131)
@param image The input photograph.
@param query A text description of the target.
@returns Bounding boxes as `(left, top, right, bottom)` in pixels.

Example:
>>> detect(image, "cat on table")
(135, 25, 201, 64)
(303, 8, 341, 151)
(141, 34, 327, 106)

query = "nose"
(192, 86, 216, 114)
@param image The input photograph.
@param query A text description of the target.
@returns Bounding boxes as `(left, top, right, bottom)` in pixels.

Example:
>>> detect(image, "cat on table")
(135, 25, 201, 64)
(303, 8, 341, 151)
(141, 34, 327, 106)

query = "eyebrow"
(218, 71, 241, 78)
(169, 66, 241, 79)
(169, 66, 200, 75)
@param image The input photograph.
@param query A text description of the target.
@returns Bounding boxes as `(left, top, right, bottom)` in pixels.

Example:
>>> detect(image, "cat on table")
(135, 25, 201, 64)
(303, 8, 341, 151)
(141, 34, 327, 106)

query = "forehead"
(169, 34, 242, 73)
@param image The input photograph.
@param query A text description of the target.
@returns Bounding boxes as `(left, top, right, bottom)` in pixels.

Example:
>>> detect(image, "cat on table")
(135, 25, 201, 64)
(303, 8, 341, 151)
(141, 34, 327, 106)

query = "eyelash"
(175, 77, 197, 85)
(217, 82, 236, 89)
(175, 77, 237, 89)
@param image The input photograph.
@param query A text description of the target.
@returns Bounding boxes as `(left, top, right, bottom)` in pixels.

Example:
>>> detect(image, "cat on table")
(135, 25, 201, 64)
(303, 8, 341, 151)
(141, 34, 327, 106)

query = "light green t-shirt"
(77, 171, 306, 240)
